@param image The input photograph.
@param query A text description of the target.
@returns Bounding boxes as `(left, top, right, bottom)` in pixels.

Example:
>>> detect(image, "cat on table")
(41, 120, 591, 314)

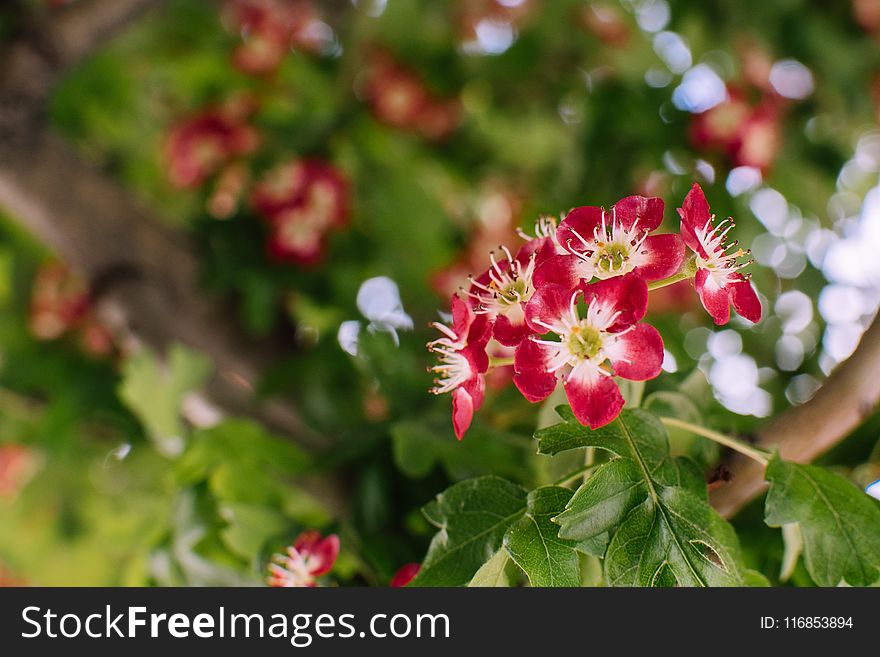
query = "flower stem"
(489, 356, 515, 368)
(647, 255, 697, 291)
(659, 416, 771, 466)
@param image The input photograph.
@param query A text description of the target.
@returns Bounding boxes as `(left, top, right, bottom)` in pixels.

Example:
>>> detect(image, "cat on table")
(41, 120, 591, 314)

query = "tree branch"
(711, 310, 880, 517)
(0, 0, 328, 451)
(49, 0, 161, 68)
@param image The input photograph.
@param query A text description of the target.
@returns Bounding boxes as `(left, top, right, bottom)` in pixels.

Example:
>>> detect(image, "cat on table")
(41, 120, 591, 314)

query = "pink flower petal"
(492, 313, 534, 346)
(605, 323, 664, 381)
(308, 534, 340, 577)
(462, 372, 486, 411)
(293, 530, 322, 554)
(730, 276, 762, 323)
(390, 563, 421, 588)
(695, 268, 731, 325)
(513, 340, 558, 402)
(516, 235, 556, 267)
(563, 369, 624, 429)
(557, 206, 604, 252)
(451, 294, 474, 338)
(581, 272, 648, 331)
(525, 284, 576, 333)
(677, 183, 712, 258)
(633, 233, 685, 281)
(533, 254, 590, 293)
(452, 387, 475, 440)
(612, 195, 665, 233)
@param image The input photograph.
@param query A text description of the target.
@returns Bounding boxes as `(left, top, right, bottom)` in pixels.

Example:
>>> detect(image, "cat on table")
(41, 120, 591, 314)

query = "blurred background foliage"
(2, 0, 880, 586)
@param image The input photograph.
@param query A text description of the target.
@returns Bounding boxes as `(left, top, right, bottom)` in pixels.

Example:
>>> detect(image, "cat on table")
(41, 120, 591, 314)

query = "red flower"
(535, 195, 684, 292)
(466, 236, 556, 346)
(362, 52, 461, 141)
(223, 0, 329, 75)
(689, 87, 782, 173)
(390, 563, 420, 588)
(251, 159, 349, 266)
(428, 295, 492, 440)
(267, 530, 339, 587)
(514, 273, 663, 429)
(164, 101, 258, 189)
(29, 262, 90, 341)
(677, 184, 761, 325)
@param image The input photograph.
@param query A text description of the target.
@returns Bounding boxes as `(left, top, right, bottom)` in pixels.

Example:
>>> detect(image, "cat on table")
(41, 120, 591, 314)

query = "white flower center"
(531, 291, 630, 382)
(564, 208, 649, 280)
(693, 214, 751, 287)
(468, 245, 538, 315)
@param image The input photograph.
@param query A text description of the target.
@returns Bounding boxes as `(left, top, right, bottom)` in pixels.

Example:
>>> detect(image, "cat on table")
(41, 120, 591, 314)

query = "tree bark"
(711, 311, 880, 516)
(0, 0, 326, 450)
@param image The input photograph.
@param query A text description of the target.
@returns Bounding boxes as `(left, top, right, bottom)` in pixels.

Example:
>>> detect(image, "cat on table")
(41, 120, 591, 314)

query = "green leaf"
(391, 418, 529, 482)
(218, 502, 288, 560)
(467, 548, 518, 587)
(764, 454, 880, 586)
(546, 409, 745, 586)
(744, 569, 771, 587)
(118, 344, 211, 457)
(410, 476, 528, 587)
(605, 487, 745, 587)
(504, 486, 581, 587)
(554, 459, 645, 542)
(536, 407, 667, 470)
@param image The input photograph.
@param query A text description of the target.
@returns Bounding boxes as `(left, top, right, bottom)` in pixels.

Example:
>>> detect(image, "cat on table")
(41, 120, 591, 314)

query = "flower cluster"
(361, 51, 461, 141)
(164, 96, 258, 189)
(690, 86, 782, 173)
(429, 184, 761, 438)
(29, 262, 116, 358)
(251, 159, 349, 266)
(222, 0, 330, 75)
(267, 530, 339, 587)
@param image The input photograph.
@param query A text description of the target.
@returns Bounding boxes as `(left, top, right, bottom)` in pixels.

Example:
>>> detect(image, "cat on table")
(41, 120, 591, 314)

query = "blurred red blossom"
(389, 563, 420, 587)
(689, 86, 783, 173)
(222, 0, 331, 75)
(431, 183, 524, 298)
(579, 3, 631, 47)
(361, 51, 461, 141)
(29, 262, 117, 358)
(164, 96, 259, 189)
(251, 159, 349, 266)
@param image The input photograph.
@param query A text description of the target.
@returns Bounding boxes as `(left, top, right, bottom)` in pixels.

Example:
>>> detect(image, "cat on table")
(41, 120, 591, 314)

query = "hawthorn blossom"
(514, 273, 663, 429)
(689, 87, 782, 173)
(677, 183, 762, 325)
(428, 295, 492, 440)
(535, 195, 684, 292)
(390, 563, 420, 588)
(267, 531, 339, 588)
(164, 99, 258, 189)
(466, 236, 555, 346)
(251, 159, 349, 266)
(223, 0, 330, 75)
(361, 52, 461, 141)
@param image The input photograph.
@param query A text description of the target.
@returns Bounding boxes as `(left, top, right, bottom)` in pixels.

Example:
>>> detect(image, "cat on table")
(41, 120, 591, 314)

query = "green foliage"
(544, 409, 745, 586)
(410, 476, 528, 587)
(467, 548, 517, 587)
(503, 486, 581, 587)
(118, 344, 211, 457)
(764, 454, 880, 586)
